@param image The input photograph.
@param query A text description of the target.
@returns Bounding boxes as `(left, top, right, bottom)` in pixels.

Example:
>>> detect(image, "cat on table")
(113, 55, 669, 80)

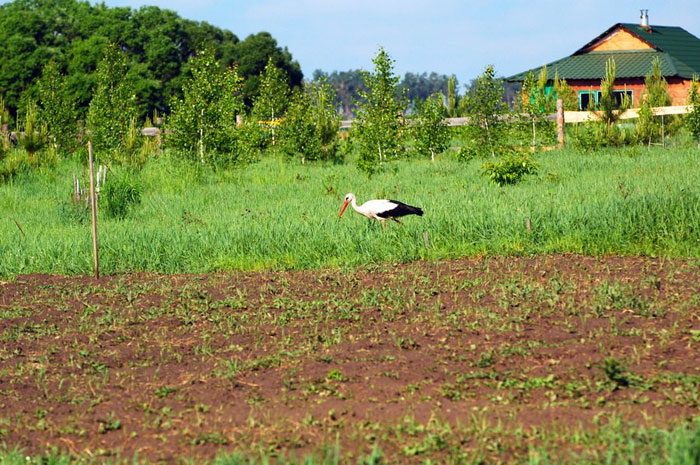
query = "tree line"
(0, 0, 303, 120)
(0, 0, 475, 123)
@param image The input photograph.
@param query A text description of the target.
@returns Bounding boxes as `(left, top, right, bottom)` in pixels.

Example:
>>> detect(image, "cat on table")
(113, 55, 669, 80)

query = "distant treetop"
(0, 0, 303, 118)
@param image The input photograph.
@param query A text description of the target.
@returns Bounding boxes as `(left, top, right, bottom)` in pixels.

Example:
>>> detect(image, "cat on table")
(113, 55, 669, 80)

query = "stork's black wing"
(377, 200, 424, 218)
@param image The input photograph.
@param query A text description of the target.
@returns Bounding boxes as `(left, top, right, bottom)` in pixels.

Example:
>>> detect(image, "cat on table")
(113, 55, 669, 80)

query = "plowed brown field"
(1, 255, 699, 463)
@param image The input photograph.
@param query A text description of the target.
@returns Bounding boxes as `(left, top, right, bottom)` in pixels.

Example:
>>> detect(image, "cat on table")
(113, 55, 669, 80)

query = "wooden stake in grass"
(557, 99, 565, 148)
(88, 141, 100, 279)
(13, 218, 25, 239)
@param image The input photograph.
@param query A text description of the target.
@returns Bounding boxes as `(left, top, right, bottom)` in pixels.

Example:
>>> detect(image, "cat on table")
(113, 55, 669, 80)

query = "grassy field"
(1, 143, 700, 277)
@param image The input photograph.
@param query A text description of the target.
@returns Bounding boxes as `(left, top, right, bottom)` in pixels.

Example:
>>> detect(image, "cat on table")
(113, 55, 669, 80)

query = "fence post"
(88, 141, 100, 279)
(557, 99, 565, 148)
(661, 114, 666, 148)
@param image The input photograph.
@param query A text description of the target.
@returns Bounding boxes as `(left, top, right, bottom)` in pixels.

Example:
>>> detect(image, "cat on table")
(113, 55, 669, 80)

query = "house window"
(613, 90, 633, 108)
(579, 91, 599, 110)
(578, 89, 634, 110)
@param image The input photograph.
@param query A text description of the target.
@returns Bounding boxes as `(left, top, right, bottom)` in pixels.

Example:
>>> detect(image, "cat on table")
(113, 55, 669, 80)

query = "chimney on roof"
(640, 9, 649, 27)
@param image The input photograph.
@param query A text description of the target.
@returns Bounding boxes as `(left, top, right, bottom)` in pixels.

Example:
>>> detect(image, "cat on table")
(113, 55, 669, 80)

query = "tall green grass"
(1, 144, 699, 277)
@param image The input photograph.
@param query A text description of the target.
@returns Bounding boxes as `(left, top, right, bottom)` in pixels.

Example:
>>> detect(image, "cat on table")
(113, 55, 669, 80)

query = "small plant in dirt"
(411, 92, 450, 162)
(101, 171, 142, 219)
(592, 280, 652, 317)
(354, 47, 408, 176)
(325, 368, 348, 382)
(476, 349, 496, 368)
(154, 386, 178, 398)
(600, 357, 635, 390)
(97, 412, 121, 434)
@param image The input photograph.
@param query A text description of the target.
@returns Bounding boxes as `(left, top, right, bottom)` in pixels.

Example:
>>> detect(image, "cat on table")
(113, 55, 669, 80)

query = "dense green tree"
(314, 69, 366, 118)
(446, 75, 459, 117)
(553, 71, 578, 111)
(354, 48, 408, 176)
(86, 44, 138, 152)
(0, 0, 300, 119)
(644, 57, 672, 108)
(167, 49, 245, 165)
(279, 78, 340, 163)
(519, 65, 555, 148)
(411, 92, 450, 162)
(399, 72, 451, 109)
(637, 57, 672, 145)
(252, 57, 291, 145)
(234, 32, 303, 108)
(461, 65, 509, 158)
(36, 60, 78, 153)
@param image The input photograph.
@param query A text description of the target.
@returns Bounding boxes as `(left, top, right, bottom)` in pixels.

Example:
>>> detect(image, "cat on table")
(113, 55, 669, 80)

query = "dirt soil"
(0, 255, 699, 463)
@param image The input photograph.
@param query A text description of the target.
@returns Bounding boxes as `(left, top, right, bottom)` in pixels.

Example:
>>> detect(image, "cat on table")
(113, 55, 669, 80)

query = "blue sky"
(95, 1, 699, 87)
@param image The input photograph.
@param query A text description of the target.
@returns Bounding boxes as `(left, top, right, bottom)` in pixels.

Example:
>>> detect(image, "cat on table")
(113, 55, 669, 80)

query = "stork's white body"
(339, 193, 423, 228)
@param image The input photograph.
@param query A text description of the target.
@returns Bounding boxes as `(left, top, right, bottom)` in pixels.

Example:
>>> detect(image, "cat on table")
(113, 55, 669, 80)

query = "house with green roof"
(506, 11, 700, 109)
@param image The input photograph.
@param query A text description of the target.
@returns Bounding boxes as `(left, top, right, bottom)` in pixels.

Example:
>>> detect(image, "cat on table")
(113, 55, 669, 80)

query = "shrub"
(686, 76, 700, 145)
(0, 132, 9, 161)
(570, 122, 636, 150)
(553, 71, 578, 111)
(17, 102, 48, 161)
(101, 172, 142, 219)
(0, 150, 30, 183)
(0, 96, 12, 159)
(456, 145, 478, 162)
(482, 151, 538, 186)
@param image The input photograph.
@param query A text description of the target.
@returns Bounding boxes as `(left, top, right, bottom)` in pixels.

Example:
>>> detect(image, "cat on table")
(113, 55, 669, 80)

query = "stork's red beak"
(339, 200, 349, 218)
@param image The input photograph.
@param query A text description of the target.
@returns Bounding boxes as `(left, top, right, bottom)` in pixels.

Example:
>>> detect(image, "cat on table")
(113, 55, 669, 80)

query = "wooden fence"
(139, 103, 692, 140)
(337, 104, 692, 129)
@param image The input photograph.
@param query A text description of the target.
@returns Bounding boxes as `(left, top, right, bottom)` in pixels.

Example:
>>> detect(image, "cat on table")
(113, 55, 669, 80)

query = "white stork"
(338, 193, 423, 228)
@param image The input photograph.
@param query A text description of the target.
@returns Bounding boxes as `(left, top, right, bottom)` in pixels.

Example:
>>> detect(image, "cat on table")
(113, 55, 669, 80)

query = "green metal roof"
(507, 50, 676, 81)
(507, 23, 700, 82)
